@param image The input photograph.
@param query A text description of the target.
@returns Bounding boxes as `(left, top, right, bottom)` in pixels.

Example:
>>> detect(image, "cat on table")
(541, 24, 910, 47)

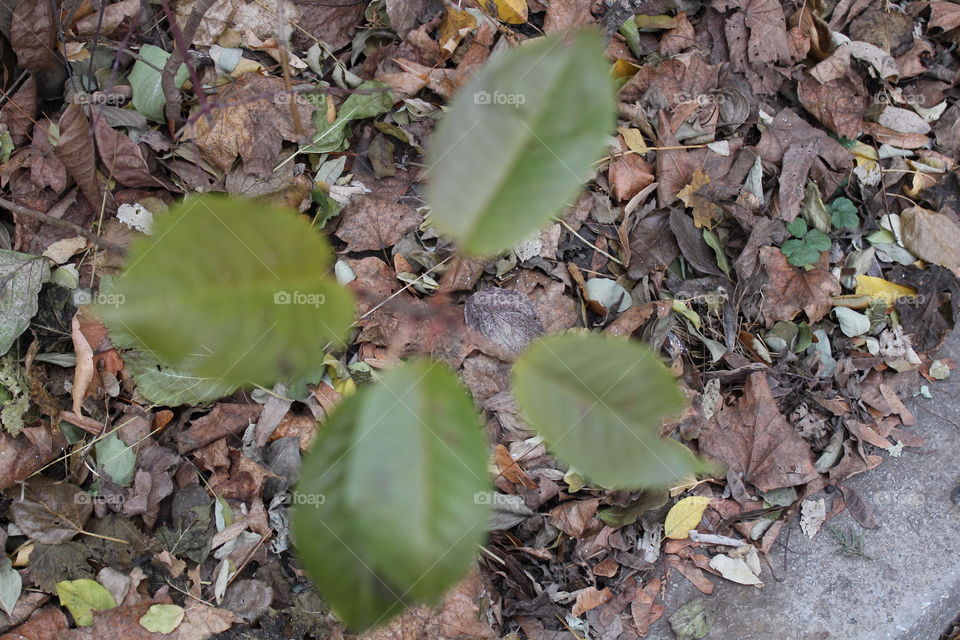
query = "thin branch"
(0, 197, 126, 255)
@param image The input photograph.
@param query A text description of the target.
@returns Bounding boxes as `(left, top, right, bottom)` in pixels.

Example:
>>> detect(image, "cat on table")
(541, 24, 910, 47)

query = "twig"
(0, 197, 126, 255)
(160, 0, 217, 129)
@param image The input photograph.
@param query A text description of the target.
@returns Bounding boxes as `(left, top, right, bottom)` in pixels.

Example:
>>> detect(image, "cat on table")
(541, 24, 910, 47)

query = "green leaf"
(56, 578, 117, 626)
(701, 229, 730, 276)
(94, 433, 136, 486)
(304, 81, 393, 153)
(0, 353, 30, 435)
(128, 44, 188, 122)
(0, 558, 21, 616)
(122, 350, 239, 406)
(785, 218, 808, 238)
(511, 333, 713, 489)
(139, 604, 185, 633)
(0, 249, 50, 355)
(292, 359, 490, 631)
(426, 30, 615, 256)
(804, 229, 832, 253)
(829, 197, 859, 229)
(98, 195, 354, 386)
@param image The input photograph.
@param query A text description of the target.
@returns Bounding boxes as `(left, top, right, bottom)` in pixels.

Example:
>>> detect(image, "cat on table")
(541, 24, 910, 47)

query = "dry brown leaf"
(74, 0, 141, 37)
(188, 75, 312, 178)
(543, 0, 595, 33)
(899, 206, 960, 269)
(360, 569, 495, 640)
(494, 444, 537, 490)
(549, 498, 600, 538)
(630, 577, 664, 636)
(175, 404, 263, 453)
(698, 372, 819, 492)
(54, 103, 104, 209)
(609, 152, 654, 202)
(572, 586, 613, 617)
(69, 315, 94, 415)
(797, 71, 867, 139)
(1, 77, 37, 145)
(93, 118, 163, 188)
(759, 247, 840, 324)
(0, 606, 68, 640)
(11, 0, 56, 72)
(335, 195, 422, 252)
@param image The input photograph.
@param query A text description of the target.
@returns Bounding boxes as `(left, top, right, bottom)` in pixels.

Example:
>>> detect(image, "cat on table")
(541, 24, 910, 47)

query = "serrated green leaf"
(56, 578, 116, 626)
(128, 44, 188, 122)
(0, 250, 50, 355)
(785, 244, 822, 267)
(829, 197, 859, 229)
(511, 333, 713, 489)
(785, 218, 808, 238)
(804, 229, 832, 252)
(94, 433, 136, 486)
(122, 350, 239, 406)
(779, 238, 805, 258)
(426, 30, 615, 255)
(98, 195, 354, 386)
(0, 558, 21, 616)
(139, 604, 185, 633)
(292, 359, 490, 631)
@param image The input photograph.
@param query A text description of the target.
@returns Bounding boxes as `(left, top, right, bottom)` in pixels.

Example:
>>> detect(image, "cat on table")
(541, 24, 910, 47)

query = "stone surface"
(647, 331, 960, 640)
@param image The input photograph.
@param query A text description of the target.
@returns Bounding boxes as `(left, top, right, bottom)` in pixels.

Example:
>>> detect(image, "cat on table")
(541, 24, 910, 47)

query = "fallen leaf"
(0, 606, 68, 640)
(10, 481, 93, 545)
(92, 118, 163, 188)
(664, 496, 712, 539)
(799, 497, 826, 538)
(572, 586, 612, 617)
(54, 103, 104, 210)
(464, 288, 545, 357)
(187, 74, 313, 178)
(55, 579, 116, 627)
(899, 206, 960, 269)
(677, 170, 723, 228)
(138, 604, 184, 634)
(335, 195, 422, 252)
(11, 1, 56, 72)
(708, 554, 763, 586)
(759, 247, 841, 324)
(698, 373, 819, 492)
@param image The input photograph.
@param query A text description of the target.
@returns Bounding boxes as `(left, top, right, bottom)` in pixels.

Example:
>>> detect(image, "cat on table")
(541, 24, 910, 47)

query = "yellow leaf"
(479, 0, 527, 24)
(855, 275, 916, 306)
(677, 170, 722, 228)
(664, 495, 712, 539)
(611, 59, 640, 80)
(617, 127, 648, 154)
(439, 7, 477, 54)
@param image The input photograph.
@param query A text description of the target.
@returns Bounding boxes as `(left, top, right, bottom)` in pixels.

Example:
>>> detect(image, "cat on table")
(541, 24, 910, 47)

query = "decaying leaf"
(760, 247, 841, 324)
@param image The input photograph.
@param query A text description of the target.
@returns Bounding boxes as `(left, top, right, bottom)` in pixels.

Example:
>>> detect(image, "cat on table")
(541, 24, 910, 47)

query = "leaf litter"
(0, 0, 958, 638)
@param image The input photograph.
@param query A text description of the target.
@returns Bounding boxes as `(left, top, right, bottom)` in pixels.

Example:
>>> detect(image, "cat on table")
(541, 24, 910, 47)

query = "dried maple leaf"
(335, 195, 422, 252)
(188, 75, 312, 178)
(759, 246, 840, 324)
(698, 372, 819, 492)
(677, 170, 723, 228)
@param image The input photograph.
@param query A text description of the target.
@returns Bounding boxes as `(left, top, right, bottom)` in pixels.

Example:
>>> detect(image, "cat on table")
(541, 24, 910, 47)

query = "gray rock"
(647, 330, 960, 640)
